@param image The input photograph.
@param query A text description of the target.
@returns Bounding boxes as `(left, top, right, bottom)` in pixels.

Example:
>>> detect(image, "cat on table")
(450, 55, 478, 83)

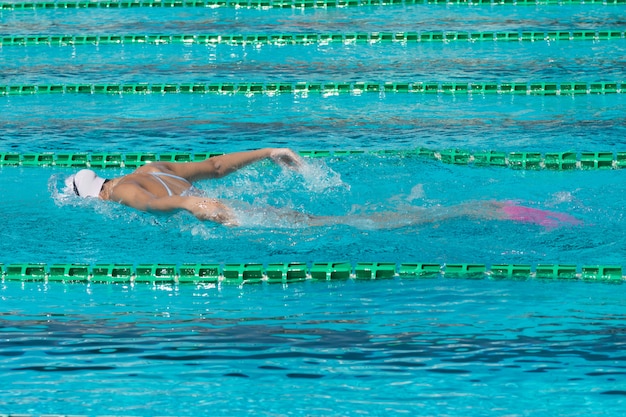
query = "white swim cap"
(65, 169, 106, 198)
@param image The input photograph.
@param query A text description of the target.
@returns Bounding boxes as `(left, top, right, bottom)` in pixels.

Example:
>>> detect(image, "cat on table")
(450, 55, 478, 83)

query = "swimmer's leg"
(306, 207, 439, 229)
(265, 209, 416, 229)
(317, 201, 581, 229)
(238, 202, 494, 229)
(304, 202, 512, 229)
(244, 201, 581, 230)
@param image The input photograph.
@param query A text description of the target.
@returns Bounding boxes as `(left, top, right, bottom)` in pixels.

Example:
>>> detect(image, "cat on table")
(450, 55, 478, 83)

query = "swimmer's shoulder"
(134, 162, 176, 175)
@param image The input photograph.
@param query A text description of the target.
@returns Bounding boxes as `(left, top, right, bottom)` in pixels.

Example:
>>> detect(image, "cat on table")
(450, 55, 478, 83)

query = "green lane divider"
(0, 151, 223, 167)
(1, 31, 624, 46)
(1, 0, 624, 10)
(1, 262, 623, 284)
(3, 149, 626, 171)
(0, 81, 622, 96)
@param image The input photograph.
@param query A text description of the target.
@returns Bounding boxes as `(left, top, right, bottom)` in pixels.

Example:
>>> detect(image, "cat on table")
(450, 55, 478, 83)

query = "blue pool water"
(3, 93, 626, 152)
(2, 279, 626, 415)
(1, 2, 626, 416)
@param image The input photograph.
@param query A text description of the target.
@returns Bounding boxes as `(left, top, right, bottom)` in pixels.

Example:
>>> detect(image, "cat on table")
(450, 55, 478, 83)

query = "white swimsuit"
(150, 172, 203, 197)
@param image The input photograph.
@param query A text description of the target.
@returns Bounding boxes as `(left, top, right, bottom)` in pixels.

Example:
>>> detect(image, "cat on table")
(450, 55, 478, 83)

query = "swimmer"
(66, 148, 303, 226)
(66, 147, 582, 229)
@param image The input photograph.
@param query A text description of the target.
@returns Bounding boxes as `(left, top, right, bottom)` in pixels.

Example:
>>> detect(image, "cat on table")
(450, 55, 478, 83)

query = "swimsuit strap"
(151, 172, 191, 183)
(150, 172, 192, 197)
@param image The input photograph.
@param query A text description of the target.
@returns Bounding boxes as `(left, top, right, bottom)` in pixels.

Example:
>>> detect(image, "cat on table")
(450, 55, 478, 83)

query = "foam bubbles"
(297, 159, 350, 193)
(406, 184, 425, 202)
(229, 203, 314, 229)
(48, 173, 77, 206)
(550, 190, 576, 204)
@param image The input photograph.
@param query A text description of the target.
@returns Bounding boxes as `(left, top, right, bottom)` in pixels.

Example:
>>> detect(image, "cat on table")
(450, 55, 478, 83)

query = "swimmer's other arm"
(171, 148, 303, 181)
(111, 185, 237, 225)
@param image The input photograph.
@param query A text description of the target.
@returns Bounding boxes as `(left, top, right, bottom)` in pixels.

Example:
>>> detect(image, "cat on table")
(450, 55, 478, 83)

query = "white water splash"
(48, 173, 77, 207)
(298, 159, 350, 193)
(550, 190, 577, 204)
(406, 184, 425, 202)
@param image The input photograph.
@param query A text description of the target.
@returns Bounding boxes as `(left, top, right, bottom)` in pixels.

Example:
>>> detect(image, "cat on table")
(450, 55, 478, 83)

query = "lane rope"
(3, 149, 626, 171)
(1, 0, 624, 10)
(0, 81, 622, 96)
(1, 262, 623, 284)
(1, 31, 624, 46)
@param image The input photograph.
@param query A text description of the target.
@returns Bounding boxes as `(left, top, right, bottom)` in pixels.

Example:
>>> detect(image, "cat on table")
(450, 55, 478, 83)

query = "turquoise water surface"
(1, 2, 626, 416)
(2, 279, 626, 416)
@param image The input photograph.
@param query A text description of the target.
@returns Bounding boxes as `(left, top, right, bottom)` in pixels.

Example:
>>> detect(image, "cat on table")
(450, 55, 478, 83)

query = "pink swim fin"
(501, 202, 582, 229)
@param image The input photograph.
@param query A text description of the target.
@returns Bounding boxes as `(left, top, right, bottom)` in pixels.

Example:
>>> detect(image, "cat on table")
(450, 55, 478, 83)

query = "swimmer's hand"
(186, 197, 239, 226)
(269, 148, 304, 171)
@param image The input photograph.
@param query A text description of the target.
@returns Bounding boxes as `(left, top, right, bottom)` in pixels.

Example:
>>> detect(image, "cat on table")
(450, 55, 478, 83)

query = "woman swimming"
(65, 147, 582, 229)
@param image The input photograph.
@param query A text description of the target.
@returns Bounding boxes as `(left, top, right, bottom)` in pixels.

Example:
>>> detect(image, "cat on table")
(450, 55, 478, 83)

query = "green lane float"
(1, 30, 624, 46)
(3, 149, 626, 171)
(1, 262, 623, 284)
(1, 0, 624, 10)
(0, 81, 622, 96)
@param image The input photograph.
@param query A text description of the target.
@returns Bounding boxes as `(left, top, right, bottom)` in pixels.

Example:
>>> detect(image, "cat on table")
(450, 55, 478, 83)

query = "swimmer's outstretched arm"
(109, 183, 237, 225)
(168, 148, 303, 182)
